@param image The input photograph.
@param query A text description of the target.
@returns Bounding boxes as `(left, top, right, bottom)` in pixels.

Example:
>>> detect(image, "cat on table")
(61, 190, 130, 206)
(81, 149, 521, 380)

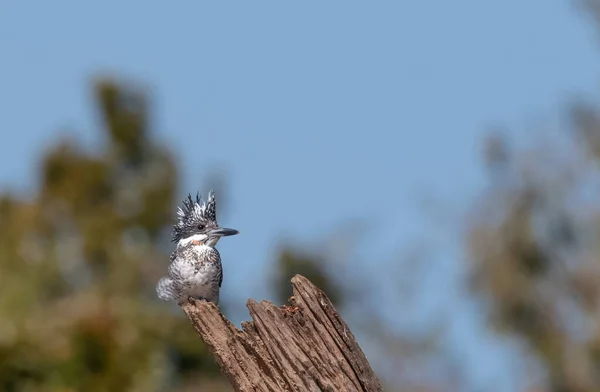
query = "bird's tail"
(156, 277, 179, 301)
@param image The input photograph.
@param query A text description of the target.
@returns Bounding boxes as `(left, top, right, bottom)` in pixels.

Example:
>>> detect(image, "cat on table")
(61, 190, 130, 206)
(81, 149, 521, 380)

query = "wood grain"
(181, 275, 382, 392)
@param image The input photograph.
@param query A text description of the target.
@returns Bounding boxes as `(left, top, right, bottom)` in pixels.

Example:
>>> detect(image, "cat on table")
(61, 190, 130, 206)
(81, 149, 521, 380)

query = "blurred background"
(4, 1, 600, 391)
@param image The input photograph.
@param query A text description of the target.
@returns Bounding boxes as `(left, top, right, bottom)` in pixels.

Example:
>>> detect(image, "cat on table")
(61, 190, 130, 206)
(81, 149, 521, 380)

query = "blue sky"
(1, 1, 599, 390)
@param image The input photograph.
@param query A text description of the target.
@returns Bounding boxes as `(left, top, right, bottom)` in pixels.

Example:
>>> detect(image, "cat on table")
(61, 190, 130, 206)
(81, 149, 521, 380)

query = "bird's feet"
(179, 296, 210, 306)
(177, 295, 219, 308)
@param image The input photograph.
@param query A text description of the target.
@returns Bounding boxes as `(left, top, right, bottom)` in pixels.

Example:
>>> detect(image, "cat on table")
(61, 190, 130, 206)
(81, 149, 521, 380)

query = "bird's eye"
(197, 224, 205, 230)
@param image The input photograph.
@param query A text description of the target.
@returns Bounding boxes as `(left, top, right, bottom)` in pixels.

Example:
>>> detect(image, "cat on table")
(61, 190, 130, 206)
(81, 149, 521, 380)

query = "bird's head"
(172, 190, 239, 247)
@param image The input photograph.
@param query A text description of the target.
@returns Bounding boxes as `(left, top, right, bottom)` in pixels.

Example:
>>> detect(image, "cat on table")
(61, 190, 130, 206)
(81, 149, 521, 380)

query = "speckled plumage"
(156, 190, 238, 306)
(157, 243, 223, 304)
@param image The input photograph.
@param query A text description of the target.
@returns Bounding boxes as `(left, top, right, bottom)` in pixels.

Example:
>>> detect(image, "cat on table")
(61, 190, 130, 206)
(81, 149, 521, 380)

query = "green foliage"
(0, 79, 229, 391)
(469, 119, 600, 391)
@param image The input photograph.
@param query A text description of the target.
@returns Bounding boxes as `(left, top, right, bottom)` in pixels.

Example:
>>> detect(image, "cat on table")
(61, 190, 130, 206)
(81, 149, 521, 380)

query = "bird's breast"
(190, 262, 219, 284)
(186, 261, 220, 299)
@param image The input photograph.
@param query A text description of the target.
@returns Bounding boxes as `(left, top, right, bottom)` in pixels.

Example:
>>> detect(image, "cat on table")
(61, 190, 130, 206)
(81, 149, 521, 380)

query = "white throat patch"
(178, 233, 220, 248)
(178, 233, 208, 247)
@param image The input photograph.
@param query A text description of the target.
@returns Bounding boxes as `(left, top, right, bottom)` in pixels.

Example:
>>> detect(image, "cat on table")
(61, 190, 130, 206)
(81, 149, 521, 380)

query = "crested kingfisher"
(156, 190, 239, 306)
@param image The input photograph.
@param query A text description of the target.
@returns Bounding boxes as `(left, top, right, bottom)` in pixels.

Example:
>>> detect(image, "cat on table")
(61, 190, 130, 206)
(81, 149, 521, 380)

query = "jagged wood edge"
(181, 274, 382, 392)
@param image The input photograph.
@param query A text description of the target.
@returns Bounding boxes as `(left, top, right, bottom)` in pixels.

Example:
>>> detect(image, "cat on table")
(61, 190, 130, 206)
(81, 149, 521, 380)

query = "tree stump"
(181, 274, 383, 392)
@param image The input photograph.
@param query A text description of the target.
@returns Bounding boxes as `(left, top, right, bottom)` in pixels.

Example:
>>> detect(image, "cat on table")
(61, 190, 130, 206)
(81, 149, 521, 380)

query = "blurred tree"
(466, 48, 600, 392)
(0, 78, 231, 391)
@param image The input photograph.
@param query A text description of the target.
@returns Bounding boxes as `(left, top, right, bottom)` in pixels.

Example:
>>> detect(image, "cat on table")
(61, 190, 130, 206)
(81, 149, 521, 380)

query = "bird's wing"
(167, 253, 188, 282)
(206, 247, 223, 288)
(218, 266, 223, 288)
(157, 276, 179, 301)
(157, 252, 186, 300)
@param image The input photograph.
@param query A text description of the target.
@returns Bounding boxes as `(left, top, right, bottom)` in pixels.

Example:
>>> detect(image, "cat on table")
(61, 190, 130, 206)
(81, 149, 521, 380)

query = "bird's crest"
(173, 190, 217, 241)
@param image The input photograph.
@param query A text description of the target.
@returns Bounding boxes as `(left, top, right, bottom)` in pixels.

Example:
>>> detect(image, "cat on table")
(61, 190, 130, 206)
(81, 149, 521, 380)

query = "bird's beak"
(209, 227, 239, 237)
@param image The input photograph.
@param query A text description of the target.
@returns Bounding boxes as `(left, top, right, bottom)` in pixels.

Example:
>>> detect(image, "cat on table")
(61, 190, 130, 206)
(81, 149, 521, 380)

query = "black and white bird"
(156, 190, 238, 305)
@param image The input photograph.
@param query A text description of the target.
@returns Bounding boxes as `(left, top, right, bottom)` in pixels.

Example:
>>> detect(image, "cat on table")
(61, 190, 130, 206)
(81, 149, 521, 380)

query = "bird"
(156, 190, 239, 306)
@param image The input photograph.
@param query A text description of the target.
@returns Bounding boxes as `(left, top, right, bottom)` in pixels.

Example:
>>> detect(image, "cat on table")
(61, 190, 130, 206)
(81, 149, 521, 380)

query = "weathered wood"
(181, 274, 383, 392)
